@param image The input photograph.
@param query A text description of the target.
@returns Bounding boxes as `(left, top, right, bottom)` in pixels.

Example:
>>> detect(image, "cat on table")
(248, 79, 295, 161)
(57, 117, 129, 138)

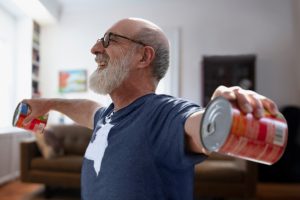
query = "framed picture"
(59, 69, 87, 93)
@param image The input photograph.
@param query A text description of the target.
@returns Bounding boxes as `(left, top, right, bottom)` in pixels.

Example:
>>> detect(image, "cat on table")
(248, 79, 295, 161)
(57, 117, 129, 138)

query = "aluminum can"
(200, 97, 288, 165)
(12, 102, 48, 134)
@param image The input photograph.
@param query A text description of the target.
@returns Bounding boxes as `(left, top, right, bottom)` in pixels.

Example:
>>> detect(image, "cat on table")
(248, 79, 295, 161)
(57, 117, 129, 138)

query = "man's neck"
(109, 83, 155, 111)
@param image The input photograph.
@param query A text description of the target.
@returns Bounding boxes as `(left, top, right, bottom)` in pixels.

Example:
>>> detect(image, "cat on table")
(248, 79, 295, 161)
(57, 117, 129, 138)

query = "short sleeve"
(147, 97, 207, 169)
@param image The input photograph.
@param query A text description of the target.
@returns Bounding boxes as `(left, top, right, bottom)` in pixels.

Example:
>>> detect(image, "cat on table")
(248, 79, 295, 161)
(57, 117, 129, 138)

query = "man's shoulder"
(151, 93, 182, 103)
(143, 94, 201, 118)
(150, 94, 198, 107)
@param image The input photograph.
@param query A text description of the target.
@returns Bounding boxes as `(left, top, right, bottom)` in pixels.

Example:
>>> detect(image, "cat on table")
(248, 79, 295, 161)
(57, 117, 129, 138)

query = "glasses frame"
(98, 32, 147, 48)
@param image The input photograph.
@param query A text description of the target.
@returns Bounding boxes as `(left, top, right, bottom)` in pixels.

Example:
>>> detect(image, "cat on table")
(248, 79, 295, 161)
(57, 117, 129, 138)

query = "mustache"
(95, 53, 110, 63)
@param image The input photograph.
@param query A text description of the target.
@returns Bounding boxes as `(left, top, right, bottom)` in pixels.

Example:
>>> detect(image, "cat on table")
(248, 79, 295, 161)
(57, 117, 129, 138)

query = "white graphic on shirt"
(84, 123, 114, 176)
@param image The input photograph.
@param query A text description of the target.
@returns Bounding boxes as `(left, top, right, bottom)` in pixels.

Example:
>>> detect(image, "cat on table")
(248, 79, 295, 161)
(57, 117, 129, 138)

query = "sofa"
(20, 124, 92, 189)
(20, 124, 257, 198)
(194, 152, 257, 199)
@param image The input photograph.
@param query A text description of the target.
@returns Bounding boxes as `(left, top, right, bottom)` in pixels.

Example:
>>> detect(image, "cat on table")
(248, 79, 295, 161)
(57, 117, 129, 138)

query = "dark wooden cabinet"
(202, 54, 256, 106)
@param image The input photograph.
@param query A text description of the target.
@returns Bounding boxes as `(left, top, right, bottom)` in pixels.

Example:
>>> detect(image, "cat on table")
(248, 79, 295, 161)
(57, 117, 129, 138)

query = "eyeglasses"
(97, 32, 147, 48)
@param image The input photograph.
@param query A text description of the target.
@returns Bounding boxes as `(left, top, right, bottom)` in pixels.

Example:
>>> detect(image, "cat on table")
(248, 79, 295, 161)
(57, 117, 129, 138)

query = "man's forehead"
(106, 19, 141, 36)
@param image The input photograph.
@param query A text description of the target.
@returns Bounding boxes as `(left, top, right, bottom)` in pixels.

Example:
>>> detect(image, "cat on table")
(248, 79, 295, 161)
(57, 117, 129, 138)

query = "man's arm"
(22, 98, 102, 129)
(184, 110, 209, 154)
(184, 85, 279, 154)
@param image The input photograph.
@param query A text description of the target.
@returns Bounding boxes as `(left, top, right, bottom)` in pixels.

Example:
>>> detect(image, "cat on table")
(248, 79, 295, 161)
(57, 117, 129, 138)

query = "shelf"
(32, 42, 39, 51)
(32, 60, 40, 67)
(32, 21, 41, 99)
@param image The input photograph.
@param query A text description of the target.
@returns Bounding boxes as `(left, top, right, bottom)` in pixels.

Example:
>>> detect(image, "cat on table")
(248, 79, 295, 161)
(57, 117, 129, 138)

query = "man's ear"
(139, 46, 155, 68)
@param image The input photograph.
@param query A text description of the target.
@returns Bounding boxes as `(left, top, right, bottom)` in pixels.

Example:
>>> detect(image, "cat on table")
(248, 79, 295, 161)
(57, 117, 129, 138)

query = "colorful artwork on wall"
(59, 69, 87, 93)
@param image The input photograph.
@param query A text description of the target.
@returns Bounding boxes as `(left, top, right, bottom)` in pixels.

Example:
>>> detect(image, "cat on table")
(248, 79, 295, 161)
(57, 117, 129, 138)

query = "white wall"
(40, 0, 300, 112)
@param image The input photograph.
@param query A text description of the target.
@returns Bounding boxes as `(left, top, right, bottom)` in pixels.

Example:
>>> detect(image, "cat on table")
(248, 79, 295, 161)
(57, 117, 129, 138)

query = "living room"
(0, 0, 299, 199)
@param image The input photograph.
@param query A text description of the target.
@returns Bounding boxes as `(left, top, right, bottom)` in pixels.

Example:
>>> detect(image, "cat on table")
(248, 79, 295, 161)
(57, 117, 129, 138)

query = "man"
(23, 18, 278, 200)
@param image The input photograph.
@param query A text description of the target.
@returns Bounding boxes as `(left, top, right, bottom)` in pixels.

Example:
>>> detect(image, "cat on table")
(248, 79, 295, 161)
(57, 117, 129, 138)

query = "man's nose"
(91, 40, 105, 55)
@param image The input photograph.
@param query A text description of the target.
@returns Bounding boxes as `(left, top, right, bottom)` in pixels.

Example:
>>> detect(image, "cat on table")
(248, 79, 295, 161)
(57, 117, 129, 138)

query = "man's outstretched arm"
(22, 98, 102, 129)
(184, 85, 279, 154)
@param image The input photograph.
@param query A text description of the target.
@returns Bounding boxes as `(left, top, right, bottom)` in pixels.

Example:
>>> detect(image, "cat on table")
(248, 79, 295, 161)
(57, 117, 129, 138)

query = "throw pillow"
(35, 129, 64, 159)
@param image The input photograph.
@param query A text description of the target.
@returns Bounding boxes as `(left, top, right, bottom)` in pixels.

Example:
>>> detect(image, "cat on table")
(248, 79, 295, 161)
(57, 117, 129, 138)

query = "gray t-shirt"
(81, 93, 206, 200)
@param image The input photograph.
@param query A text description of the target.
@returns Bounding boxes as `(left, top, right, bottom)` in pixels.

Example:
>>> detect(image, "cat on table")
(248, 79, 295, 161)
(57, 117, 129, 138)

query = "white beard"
(88, 51, 133, 95)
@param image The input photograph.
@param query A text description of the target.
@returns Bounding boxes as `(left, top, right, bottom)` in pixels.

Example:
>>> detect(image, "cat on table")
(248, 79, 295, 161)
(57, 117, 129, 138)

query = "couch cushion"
(207, 152, 235, 161)
(35, 129, 64, 159)
(194, 160, 244, 183)
(47, 124, 93, 155)
(31, 155, 83, 173)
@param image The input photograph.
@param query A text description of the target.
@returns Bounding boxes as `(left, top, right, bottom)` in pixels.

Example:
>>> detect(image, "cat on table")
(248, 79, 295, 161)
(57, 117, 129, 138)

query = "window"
(0, 6, 16, 128)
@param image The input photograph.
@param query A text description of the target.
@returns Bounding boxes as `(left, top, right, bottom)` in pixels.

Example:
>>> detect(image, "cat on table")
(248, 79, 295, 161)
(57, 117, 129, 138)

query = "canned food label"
(12, 102, 48, 134)
(200, 97, 288, 165)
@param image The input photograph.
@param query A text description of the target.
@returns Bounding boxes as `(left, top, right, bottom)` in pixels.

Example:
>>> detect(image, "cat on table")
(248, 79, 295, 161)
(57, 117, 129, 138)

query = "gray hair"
(134, 27, 170, 81)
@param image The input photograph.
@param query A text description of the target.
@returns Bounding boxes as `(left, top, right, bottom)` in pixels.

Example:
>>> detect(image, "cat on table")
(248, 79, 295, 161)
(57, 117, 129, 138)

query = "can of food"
(200, 97, 288, 165)
(12, 102, 48, 134)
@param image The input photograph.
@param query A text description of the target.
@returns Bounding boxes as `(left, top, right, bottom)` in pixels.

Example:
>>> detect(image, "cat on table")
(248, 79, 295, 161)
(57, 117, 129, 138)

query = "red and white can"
(12, 102, 48, 134)
(200, 97, 288, 165)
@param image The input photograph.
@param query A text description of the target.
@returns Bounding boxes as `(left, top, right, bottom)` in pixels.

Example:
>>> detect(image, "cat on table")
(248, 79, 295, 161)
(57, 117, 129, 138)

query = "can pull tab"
(207, 122, 216, 135)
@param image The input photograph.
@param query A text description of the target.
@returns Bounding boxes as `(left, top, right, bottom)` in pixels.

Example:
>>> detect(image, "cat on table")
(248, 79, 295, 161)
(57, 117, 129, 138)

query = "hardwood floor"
(0, 179, 80, 200)
(256, 183, 300, 200)
(0, 179, 43, 200)
(0, 179, 300, 200)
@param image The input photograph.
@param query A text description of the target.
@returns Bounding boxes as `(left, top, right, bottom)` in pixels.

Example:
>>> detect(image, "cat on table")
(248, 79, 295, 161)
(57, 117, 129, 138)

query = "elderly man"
(23, 18, 278, 200)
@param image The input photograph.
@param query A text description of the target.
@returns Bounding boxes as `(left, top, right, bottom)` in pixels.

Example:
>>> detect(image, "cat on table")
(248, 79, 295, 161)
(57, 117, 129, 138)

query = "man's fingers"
(211, 85, 236, 100)
(23, 114, 34, 125)
(21, 99, 30, 105)
(233, 88, 253, 113)
(211, 86, 279, 118)
(262, 98, 279, 115)
(248, 94, 264, 118)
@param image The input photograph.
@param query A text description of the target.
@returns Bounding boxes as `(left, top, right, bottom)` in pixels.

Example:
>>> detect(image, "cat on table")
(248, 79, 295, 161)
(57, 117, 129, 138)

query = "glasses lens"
(103, 33, 110, 48)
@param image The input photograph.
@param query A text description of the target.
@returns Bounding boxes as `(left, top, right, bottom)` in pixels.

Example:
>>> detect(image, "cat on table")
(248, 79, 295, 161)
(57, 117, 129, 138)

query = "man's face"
(89, 48, 134, 95)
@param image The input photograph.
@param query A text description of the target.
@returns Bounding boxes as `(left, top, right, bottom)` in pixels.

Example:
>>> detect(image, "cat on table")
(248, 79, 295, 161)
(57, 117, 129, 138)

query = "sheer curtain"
(0, 6, 16, 128)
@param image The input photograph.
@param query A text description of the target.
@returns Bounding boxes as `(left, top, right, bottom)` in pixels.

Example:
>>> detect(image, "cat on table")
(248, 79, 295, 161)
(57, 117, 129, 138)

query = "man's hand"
(184, 85, 280, 155)
(22, 98, 52, 125)
(211, 85, 279, 118)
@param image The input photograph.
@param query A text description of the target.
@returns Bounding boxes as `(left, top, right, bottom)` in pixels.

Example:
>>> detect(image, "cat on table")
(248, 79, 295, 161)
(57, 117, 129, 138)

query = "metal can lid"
(12, 102, 22, 126)
(12, 102, 30, 126)
(200, 97, 233, 152)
